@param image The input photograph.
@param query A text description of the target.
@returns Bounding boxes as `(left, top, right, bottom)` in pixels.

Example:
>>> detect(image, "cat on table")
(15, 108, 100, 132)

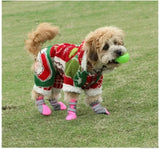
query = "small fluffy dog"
(25, 23, 126, 120)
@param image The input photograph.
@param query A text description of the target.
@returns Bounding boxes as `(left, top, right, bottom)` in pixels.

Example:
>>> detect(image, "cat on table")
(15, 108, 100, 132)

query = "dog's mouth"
(108, 59, 119, 65)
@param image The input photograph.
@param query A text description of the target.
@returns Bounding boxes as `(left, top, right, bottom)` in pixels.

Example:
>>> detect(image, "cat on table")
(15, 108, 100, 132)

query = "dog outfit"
(33, 42, 103, 97)
(33, 42, 110, 119)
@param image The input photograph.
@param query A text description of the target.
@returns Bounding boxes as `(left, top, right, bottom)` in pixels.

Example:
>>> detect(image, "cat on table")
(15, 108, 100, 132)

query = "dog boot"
(66, 99, 77, 120)
(49, 99, 67, 111)
(36, 96, 52, 115)
(90, 101, 110, 115)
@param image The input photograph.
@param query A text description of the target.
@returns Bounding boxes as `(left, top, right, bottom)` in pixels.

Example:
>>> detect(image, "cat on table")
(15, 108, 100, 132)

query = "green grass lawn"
(2, 1, 158, 147)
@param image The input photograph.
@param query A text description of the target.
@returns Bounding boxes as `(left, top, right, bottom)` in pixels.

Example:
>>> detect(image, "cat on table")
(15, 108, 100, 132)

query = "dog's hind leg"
(32, 90, 52, 116)
(86, 95, 110, 115)
(48, 88, 66, 111)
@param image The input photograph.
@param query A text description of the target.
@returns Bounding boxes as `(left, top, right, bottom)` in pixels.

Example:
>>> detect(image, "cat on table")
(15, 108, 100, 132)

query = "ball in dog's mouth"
(115, 53, 129, 64)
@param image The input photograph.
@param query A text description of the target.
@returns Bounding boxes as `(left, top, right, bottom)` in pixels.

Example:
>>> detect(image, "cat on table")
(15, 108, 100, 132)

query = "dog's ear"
(85, 37, 98, 62)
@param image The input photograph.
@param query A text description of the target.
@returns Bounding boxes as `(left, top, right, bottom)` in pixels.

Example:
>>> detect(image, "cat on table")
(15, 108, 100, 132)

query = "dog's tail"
(25, 23, 59, 57)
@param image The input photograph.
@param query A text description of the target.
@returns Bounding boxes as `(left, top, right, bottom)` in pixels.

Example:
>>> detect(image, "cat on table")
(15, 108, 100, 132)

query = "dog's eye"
(114, 41, 117, 45)
(103, 44, 109, 51)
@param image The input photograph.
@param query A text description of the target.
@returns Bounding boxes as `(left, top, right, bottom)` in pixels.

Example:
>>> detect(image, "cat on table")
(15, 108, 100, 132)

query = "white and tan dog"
(25, 23, 126, 120)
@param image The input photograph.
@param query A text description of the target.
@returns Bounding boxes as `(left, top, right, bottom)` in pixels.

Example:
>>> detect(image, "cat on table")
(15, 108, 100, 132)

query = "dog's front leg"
(64, 92, 79, 120)
(48, 88, 66, 111)
(86, 95, 110, 115)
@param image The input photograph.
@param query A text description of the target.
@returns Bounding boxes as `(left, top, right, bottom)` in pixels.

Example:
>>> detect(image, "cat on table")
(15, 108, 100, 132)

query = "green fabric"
(73, 70, 89, 87)
(69, 48, 78, 58)
(65, 55, 89, 88)
(65, 54, 101, 88)
(34, 46, 56, 87)
(65, 58, 80, 78)
(94, 73, 101, 84)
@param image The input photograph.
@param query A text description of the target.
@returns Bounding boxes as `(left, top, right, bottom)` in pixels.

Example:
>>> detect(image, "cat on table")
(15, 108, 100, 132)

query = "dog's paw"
(36, 99, 52, 115)
(39, 105, 52, 115)
(104, 109, 110, 115)
(52, 102, 67, 111)
(96, 108, 110, 115)
(66, 111, 77, 120)
(58, 102, 67, 110)
(91, 103, 110, 115)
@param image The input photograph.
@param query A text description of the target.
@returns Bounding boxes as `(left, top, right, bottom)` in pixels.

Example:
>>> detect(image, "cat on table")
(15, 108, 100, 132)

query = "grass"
(2, 1, 158, 147)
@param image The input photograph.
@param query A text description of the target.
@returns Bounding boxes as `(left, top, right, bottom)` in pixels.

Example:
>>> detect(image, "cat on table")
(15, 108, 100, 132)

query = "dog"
(25, 23, 126, 120)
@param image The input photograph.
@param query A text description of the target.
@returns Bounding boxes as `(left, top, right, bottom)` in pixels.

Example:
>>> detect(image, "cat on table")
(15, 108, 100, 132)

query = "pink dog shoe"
(90, 101, 110, 115)
(49, 99, 67, 111)
(58, 102, 67, 110)
(66, 99, 77, 120)
(36, 99, 52, 116)
(41, 104, 52, 115)
(105, 109, 110, 115)
(66, 111, 77, 120)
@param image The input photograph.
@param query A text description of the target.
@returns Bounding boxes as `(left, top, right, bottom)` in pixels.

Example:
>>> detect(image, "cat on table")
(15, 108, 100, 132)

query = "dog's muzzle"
(109, 45, 127, 64)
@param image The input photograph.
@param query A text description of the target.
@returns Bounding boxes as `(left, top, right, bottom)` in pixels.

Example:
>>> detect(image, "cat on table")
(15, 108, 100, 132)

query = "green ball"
(115, 53, 129, 64)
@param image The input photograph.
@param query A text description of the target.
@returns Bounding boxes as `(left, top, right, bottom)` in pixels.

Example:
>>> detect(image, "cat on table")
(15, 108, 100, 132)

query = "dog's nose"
(114, 50, 122, 56)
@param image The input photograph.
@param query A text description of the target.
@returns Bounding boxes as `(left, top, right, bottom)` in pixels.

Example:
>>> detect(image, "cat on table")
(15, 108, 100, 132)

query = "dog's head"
(83, 26, 126, 72)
